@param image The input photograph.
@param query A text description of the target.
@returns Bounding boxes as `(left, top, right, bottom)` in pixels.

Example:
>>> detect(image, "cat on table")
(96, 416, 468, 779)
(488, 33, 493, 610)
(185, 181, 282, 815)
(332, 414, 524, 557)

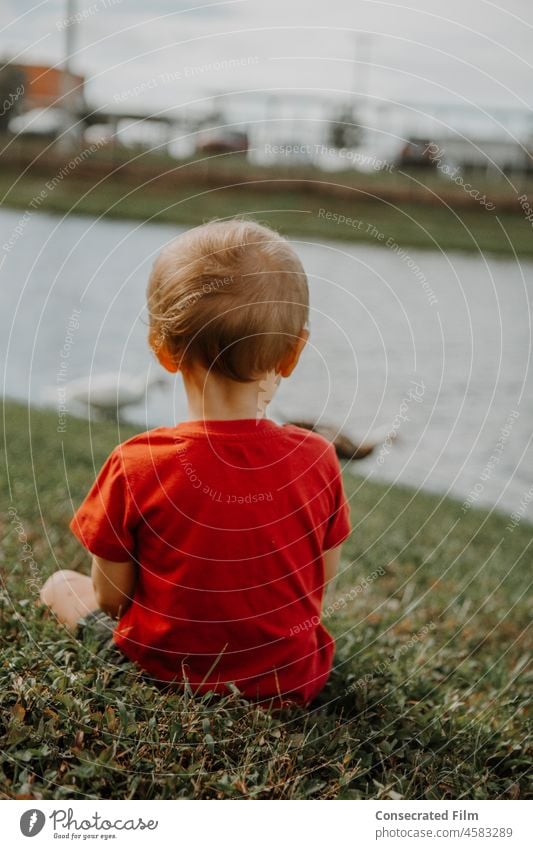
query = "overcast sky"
(1, 0, 532, 122)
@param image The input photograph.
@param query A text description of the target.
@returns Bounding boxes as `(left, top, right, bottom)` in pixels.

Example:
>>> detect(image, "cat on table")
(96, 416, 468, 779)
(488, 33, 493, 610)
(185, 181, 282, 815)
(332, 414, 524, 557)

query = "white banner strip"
(3, 799, 532, 848)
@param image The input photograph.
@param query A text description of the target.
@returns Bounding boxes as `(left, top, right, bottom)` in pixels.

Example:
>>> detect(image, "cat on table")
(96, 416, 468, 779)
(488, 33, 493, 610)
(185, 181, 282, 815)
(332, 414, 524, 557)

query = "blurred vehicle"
(396, 137, 436, 168)
(83, 123, 115, 147)
(327, 105, 363, 149)
(195, 129, 248, 155)
(396, 135, 533, 174)
(429, 136, 533, 174)
(9, 106, 67, 138)
(0, 64, 26, 132)
(262, 139, 314, 167)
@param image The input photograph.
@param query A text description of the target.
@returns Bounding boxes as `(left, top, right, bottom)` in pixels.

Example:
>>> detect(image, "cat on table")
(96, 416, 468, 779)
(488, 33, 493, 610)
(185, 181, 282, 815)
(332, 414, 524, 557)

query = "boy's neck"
(182, 366, 280, 422)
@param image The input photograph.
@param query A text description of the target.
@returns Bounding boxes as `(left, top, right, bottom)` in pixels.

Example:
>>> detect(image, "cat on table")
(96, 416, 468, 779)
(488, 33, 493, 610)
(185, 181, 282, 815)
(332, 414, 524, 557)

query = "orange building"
(16, 63, 85, 111)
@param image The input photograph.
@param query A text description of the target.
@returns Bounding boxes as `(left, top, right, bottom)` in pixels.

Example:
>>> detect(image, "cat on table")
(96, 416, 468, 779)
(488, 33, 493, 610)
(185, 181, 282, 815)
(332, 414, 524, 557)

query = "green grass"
(1, 166, 533, 257)
(1, 401, 531, 799)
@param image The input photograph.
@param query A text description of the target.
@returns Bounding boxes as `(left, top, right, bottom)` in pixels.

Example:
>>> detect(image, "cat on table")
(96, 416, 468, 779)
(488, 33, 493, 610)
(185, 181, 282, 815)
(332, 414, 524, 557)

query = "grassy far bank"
(1, 168, 533, 258)
(1, 401, 531, 800)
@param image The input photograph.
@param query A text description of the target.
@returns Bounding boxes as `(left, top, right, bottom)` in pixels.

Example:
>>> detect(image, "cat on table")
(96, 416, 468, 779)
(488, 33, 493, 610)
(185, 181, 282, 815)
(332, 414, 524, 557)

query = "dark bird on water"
(286, 420, 377, 460)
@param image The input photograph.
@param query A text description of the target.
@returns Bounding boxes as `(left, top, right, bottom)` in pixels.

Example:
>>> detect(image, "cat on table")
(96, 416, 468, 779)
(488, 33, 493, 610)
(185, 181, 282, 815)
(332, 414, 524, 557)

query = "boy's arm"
(323, 544, 342, 585)
(91, 556, 137, 619)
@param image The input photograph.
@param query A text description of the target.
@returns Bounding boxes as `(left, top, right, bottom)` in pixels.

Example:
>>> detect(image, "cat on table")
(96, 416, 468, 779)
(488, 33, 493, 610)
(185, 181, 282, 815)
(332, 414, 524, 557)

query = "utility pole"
(57, 0, 80, 150)
(352, 34, 372, 124)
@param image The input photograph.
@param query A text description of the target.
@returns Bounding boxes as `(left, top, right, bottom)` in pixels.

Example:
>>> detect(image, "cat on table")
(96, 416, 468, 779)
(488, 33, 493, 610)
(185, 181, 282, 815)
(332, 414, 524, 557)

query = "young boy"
(41, 219, 351, 705)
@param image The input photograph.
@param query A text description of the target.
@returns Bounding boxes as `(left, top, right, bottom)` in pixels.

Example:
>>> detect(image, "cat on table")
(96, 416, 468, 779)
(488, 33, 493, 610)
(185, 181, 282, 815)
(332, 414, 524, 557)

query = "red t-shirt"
(70, 418, 351, 704)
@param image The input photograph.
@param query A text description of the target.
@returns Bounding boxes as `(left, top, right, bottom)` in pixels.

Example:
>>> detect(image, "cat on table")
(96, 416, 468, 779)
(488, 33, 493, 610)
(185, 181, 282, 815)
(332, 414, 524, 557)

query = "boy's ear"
(278, 329, 309, 378)
(150, 332, 180, 373)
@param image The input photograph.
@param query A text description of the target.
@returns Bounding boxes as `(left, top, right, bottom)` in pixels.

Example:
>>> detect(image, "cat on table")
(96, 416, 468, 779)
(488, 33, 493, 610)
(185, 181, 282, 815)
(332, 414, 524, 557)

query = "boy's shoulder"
(280, 423, 341, 467)
(114, 426, 177, 450)
(111, 422, 340, 474)
(110, 427, 179, 471)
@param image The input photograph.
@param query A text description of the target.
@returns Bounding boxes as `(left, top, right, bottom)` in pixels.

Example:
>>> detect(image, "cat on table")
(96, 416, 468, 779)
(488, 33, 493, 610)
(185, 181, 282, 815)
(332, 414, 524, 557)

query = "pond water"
(1, 208, 531, 521)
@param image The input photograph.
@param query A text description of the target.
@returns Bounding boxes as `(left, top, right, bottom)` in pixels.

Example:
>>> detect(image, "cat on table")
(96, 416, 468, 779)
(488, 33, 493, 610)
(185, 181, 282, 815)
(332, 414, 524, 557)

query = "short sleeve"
(322, 452, 352, 551)
(70, 449, 137, 562)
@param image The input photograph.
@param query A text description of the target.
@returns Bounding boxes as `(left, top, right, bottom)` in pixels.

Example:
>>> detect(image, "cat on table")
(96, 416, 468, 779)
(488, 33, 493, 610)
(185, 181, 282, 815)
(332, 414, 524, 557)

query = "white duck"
(63, 369, 168, 419)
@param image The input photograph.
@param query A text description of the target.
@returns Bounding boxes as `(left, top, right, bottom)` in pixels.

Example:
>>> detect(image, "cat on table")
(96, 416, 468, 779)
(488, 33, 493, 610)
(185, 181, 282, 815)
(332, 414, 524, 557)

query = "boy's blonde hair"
(147, 219, 309, 382)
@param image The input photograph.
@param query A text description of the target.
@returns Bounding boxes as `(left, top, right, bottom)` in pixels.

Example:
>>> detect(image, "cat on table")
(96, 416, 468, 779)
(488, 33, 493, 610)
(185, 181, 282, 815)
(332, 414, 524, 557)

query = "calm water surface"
(1, 208, 531, 520)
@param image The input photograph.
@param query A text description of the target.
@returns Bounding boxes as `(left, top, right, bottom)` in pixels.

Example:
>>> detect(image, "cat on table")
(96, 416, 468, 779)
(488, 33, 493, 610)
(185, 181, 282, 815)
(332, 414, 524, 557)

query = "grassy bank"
(1, 401, 531, 800)
(1, 163, 533, 257)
